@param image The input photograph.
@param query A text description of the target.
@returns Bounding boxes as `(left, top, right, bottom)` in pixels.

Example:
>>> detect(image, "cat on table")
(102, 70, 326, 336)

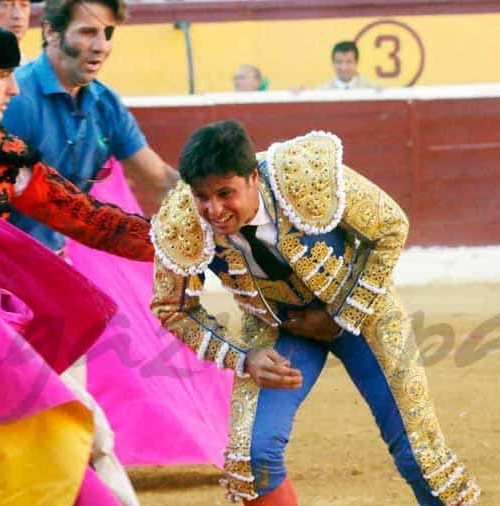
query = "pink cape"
(0, 309, 74, 423)
(0, 289, 120, 505)
(0, 220, 116, 375)
(67, 162, 233, 467)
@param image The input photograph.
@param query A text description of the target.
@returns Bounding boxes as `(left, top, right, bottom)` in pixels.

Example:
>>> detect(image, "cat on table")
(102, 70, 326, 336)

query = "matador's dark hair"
(179, 120, 258, 186)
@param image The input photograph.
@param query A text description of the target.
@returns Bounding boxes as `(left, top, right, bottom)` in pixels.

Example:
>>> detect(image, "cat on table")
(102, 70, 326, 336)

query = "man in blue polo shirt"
(3, 0, 178, 252)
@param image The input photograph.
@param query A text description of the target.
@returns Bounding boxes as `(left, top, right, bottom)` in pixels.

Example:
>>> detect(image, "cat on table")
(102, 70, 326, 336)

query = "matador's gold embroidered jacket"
(151, 131, 409, 377)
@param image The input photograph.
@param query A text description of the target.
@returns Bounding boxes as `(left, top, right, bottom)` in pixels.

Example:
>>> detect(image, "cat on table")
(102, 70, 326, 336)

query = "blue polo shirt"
(3, 51, 147, 251)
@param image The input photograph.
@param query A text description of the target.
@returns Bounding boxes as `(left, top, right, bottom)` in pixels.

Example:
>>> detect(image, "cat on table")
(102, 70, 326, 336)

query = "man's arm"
(0, 124, 154, 260)
(121, 147, 179, 212)
(151, 257, 302, 387)
(151, 256, 250, 377)
(329, 165, 409, 335)
(11, 163, 154, 261)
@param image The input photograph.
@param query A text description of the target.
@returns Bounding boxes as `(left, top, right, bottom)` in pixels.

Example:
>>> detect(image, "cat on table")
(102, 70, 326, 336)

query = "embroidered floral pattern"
(266, 131, 345, 234)
(0, 125, 40, 167)
(150, 180, 215, 276)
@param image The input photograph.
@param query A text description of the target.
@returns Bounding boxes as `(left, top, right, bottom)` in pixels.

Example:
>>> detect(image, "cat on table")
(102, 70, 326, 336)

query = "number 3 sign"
(355, 19, 425, 86)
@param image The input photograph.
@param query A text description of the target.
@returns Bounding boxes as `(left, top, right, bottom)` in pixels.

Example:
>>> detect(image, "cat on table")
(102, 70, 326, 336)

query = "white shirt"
(229, 192, 285, 278)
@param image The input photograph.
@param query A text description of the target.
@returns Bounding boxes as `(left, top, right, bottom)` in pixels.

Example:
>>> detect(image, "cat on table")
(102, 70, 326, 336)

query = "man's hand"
(281, 308, 342, 342)
(245, 348, 303, 389)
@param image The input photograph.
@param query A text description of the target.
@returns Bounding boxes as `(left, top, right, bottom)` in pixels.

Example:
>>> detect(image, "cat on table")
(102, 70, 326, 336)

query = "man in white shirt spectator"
(317, 40, 376, 90)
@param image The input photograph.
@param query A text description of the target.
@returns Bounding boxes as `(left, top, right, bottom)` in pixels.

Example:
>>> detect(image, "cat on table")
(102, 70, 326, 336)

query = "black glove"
(0, 125, 41, 168)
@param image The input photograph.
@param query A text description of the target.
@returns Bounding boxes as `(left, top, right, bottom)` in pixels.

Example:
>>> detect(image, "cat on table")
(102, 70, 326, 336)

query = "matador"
(151, 120, 479, 505)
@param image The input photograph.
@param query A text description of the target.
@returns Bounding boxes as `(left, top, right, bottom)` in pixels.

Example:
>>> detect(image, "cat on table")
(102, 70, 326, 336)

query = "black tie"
(240, 225, 292, 281)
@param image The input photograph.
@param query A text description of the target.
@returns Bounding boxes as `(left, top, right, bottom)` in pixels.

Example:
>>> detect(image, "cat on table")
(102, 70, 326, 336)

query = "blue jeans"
(250, 330, 443, 505)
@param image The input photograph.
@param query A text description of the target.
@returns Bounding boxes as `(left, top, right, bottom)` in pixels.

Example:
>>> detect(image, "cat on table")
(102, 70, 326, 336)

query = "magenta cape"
(0, 220, 116, 375)
(0, 291, 120, 505)
(0, 304, 74, 423)
(67, 162, 233, 467)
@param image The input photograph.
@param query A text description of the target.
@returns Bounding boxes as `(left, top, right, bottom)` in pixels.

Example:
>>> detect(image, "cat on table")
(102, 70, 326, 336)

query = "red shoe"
(243, 477, 298, 506)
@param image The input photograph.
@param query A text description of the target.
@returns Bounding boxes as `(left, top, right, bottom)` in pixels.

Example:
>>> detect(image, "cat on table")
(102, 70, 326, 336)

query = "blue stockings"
(250, 331, 442, 505)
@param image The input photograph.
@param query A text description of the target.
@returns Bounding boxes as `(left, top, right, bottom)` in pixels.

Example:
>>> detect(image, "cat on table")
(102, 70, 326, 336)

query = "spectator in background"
(0, 0, 32, 42)
(1, 0, 48, 68)
(233, 64, 268, 91)
(0, 0, 42, 64)
(317, 40, 376, 90)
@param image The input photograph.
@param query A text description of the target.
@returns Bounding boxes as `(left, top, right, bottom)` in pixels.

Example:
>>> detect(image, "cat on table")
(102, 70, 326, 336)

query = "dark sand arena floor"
(130, 282, 500, 505)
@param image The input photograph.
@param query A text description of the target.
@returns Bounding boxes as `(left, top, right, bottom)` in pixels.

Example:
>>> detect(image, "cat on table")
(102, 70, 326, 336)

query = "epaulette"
(266, 131, 345, 234)
(150, 180, 215, 276)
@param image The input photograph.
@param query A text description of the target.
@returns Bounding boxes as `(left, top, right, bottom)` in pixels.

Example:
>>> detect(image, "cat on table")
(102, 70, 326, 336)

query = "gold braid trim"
(150, 181, 215, 276)
(151, 184, 284, 360)
(265, 169, 353, 309)
(254, 276, 312, 306)
(266, 131, 345, 234)
(151, 258, 249, 376)
(264, 135, 407, 330)
(217, 251, 282, 327)
(334, 165, 409, 335)
(222, 315, 279, 502)
(277, 224, 360, 311)
(362, 288, 480, 505)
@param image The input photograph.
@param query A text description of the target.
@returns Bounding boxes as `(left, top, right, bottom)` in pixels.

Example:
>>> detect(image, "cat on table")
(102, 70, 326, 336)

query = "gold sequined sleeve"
(334, 165, 409, 335)
(151, 257, 249, 377)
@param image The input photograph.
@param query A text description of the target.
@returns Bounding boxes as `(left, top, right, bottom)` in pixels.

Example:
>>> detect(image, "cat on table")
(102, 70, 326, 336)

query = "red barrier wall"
(130, 95, 500, 247)
(32, 0, 500, 24)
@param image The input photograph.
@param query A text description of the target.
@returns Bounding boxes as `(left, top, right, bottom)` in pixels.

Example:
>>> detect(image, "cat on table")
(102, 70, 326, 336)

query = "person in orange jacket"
(0, 27, 153, 505)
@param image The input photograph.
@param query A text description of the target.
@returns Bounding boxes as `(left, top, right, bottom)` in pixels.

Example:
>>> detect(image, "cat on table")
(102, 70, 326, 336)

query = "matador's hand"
(244, 347, 303, 389)
(281, 308, 342, 342)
